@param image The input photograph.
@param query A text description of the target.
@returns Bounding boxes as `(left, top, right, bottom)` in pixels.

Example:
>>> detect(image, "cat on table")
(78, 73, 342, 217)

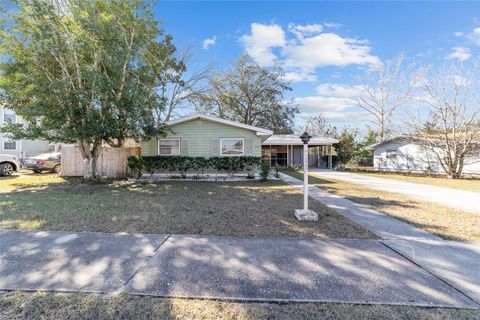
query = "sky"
(153, 1, 480, 131)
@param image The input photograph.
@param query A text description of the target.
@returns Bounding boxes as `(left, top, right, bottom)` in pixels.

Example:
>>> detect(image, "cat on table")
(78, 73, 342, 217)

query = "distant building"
(1, 106, 54, 159)
(370, 136, 480, 176)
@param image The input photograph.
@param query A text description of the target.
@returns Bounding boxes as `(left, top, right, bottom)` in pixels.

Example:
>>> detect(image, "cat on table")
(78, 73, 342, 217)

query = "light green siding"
(141, 118, 262, 157)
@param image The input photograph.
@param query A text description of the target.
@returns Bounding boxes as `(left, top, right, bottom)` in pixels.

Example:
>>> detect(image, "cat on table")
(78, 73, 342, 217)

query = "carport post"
(328, 145, 332, 170)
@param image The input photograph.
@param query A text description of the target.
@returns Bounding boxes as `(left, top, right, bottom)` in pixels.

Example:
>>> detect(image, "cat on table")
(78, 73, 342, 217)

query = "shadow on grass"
(0, 180, 375, 239)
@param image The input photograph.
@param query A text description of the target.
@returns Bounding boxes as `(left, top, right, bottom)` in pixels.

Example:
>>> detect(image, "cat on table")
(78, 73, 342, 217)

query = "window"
(3, 108, 16, 124)
(158, 139, 180, 156)
(3, 137, 17, 150)
(386, 150, 397, 158)
(220, 138, 244, 156)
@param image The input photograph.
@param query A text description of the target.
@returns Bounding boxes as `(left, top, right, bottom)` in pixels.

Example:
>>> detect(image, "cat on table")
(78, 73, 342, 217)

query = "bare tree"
(405, 63, 480, 179)
(301, 113, 334, 136)
(156, 46, 212, 122)
(196, 55, 299, 133)
(355, 54, 413, 141)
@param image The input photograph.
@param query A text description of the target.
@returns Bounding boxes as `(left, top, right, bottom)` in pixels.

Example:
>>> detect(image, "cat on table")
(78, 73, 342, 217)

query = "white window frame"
(220, 138, 244, 156)
(2, 136, 18, 151)
(2, 107, 17, 124)
(158, 138, 181, 156)
(386, 149, 397, 159)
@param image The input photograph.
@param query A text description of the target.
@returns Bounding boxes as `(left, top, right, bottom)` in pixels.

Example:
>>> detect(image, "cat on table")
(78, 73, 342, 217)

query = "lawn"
(0, 172, 68, 193)
(355, 171, 480, 193)
(1, 291, 478, 320)
(283, 170, 480, 241)
(0, 174, 374, 239)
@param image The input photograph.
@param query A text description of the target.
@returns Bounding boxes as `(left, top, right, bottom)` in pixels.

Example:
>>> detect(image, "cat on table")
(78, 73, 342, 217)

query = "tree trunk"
(78, 139, 101, 179)
(83, 156, 98, 179)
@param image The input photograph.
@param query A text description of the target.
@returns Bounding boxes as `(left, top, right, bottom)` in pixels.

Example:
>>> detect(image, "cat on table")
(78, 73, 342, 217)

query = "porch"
(261, 135, 338, 169)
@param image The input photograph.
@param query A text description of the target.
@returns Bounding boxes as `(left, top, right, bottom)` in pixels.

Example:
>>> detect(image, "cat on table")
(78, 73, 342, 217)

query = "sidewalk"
(310, 170, 480, 214)
(0, 229, 478, 309)
(280, 172, 480, 305)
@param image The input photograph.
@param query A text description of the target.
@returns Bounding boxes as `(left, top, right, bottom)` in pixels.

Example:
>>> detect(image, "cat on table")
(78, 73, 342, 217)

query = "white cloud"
(316, 83, 365, 98)
(454, 32, 464, 37)
(282, 71, 317, 83)
(446, 47, 471, 61)
(288, 23, 323, 40)
(240, 22, 379, 71)
(283, 33, 380, 69)
(294, 96, 357, 115)
(202, 36, 217, 50)
(468, 27, 480, 46)
(240, 23, 286, 67)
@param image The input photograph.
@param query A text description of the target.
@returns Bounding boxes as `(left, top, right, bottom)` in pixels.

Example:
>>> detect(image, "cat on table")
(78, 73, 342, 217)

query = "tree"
(405, 63, 480, 179)
(301, 113, 334, 136)
(354, 128, 379, 159)
(355, 54, 413, 141)
(157, 46, 212, 122)
(196, 55, 299, 133)
(334, 127, 359, 164)
(0, 0, 181, 177)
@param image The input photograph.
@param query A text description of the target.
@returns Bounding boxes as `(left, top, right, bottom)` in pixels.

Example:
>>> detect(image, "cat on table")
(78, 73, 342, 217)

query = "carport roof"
(262, 134, 339, 146)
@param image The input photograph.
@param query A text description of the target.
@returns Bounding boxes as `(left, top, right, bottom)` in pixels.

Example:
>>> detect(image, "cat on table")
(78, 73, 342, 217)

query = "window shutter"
(180, 139, 188, 155)
(211, 139, 220, 155)
(245, 139, 253, 155)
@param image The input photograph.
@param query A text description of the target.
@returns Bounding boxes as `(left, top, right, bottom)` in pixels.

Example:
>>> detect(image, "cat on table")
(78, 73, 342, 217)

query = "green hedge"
(128, 156, 262, 177)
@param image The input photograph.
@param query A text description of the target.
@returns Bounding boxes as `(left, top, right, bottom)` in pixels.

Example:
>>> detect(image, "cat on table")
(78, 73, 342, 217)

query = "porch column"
(286, 145, 290, 166)
(328, 145, 332, 170)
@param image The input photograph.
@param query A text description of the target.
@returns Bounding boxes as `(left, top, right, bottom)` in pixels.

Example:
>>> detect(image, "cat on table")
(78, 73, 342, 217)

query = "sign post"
(294, 132, 318, 221)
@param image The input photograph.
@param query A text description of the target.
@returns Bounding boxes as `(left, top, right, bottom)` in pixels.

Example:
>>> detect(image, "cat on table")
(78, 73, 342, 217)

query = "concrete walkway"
(280, 172, 480, 305)
(310, 170, 480, 214)
(1, 229, 478, 308)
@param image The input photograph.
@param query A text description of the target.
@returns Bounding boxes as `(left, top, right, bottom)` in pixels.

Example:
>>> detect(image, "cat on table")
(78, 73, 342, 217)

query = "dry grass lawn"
(283, 170, 480, 241)
(355, 171, 480, 193)
(1, 291, 478, 320)
(0, 172, 68, 193)
(0, 175, 374, 239)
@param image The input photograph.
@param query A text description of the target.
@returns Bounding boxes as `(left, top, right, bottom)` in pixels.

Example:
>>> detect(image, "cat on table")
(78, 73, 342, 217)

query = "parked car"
(24, 152, 61, 173)
(0, 154, 21, 177)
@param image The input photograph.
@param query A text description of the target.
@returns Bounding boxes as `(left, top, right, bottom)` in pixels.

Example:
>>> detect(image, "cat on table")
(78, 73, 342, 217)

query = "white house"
(1, 106, 54, 159)
(371, 136, 480, 176)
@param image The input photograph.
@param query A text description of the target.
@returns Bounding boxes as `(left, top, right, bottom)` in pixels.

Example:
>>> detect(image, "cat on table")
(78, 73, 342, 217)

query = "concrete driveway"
(310, 170, 480, 214)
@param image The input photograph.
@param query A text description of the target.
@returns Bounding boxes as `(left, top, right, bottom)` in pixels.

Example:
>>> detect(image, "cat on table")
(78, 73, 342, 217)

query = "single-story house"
(370, 136, 480, 176)
(141, 113, 338, 168)
(141, 113, 272, 158)
(1, 106, 55, 159)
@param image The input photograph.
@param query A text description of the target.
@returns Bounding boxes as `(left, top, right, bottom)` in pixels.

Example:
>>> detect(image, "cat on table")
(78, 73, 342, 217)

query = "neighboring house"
(370, 136, 480, 176)
(0, 106, 54, 159)
(262, 135, 338, 169)
(141, 113, 339, 169)
(141, 113, 272, 158)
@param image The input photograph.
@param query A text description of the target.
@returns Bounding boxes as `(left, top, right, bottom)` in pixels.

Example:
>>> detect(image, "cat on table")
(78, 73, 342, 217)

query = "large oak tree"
(0, 0, 182, 177)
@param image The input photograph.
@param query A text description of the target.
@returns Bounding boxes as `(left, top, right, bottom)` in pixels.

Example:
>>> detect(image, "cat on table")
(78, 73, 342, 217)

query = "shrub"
(274, 164, 281, 178)
(259, 163, 270, 182)
(127, 155, 144, 178)
(129, 156, 262, 177)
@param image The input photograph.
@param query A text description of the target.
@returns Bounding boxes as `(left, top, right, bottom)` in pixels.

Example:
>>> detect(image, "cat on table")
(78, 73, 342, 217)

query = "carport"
(261, 134, 338, 169)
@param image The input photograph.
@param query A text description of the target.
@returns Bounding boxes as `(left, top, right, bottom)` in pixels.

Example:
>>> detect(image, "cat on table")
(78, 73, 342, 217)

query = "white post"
(303, 143, 308, 210)
(294, 132, 317, 221)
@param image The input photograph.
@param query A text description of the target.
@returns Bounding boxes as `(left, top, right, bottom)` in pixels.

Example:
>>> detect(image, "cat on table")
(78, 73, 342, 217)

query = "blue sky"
(154, 1, 480, 130)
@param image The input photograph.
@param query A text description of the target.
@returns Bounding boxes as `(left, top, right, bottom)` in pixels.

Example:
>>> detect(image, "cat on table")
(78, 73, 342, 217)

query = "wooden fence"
(61, 146, 139, 177)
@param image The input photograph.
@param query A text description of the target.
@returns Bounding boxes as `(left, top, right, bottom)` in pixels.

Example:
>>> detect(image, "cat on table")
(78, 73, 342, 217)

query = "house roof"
(166, 113, 273, 136)
(367, 135, 425, 150)
(262, 134, 339, 146)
